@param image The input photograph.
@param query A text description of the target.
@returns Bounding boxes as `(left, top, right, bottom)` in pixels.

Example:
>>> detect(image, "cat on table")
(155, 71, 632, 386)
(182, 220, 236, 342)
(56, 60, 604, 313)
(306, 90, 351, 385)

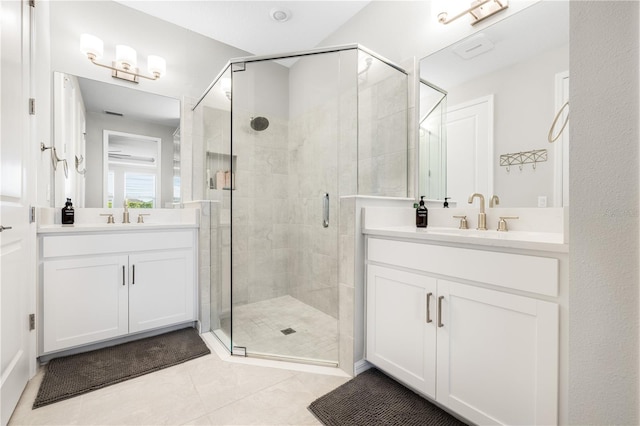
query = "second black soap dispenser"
(416, 196, 428, 228)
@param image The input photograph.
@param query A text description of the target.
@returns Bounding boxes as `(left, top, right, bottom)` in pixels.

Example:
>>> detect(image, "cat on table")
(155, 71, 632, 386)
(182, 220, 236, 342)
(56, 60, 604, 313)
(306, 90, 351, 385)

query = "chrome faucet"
(122, 200, 130, 224)
(467, 193, 487, 230)
(489, 195, 500, 208)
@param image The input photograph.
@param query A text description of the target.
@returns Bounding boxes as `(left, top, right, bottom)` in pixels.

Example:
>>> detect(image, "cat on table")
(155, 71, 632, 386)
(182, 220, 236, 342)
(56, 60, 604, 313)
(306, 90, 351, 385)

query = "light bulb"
(116, 45, 137, 70)
(80, 34, 103, 60)
(147, 55, 166, 78)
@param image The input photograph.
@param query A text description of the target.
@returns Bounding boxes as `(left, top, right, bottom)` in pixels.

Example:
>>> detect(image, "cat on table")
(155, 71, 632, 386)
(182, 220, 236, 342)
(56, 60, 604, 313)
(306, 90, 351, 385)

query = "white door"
(128, 250, 194, 333)
(436, 279, 558, 425)
(366, 265, 437, 398)
(42, 255, 129, 353)
(1, 1, 33, 424)
(446, 96, 493, 204)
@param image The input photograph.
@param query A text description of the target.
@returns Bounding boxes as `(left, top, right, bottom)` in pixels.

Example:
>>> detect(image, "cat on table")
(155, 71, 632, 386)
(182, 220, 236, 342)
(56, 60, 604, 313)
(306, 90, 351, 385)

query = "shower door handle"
(323, 193, 329, 228)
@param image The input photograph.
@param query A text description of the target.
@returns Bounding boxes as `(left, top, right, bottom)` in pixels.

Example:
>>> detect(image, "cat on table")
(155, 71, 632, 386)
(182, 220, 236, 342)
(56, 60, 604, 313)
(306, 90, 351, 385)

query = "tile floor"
(218, 295, 338, 363)
(9, 333, 351, 425)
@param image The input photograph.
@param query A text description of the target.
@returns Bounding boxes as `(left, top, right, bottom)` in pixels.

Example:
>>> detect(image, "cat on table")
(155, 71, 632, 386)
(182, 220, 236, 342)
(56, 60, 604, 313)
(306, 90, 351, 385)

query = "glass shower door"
(228, 50, 352, 364)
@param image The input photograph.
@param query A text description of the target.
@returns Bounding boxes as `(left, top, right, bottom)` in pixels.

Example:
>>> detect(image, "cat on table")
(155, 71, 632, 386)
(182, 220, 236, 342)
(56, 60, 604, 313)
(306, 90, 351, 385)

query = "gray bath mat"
(33, 327, 210, 408)
(308, 368, 468, 426)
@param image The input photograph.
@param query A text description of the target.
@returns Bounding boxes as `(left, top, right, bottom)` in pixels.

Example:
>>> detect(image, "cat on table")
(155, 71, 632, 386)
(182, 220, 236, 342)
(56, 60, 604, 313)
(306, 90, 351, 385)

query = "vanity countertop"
(36, 207, 199, 234)
(362, 225, 568, 253)
(37, 223, 199, 235)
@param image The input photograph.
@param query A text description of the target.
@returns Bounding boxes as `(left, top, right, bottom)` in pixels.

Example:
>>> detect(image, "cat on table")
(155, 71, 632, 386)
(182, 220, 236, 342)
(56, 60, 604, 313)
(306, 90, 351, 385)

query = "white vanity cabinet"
(366, 237, 559, 426)
(43, 255, 129, 352)
(366, 265, 437, 399)
(40, 229, 196, 354)
(128, 250, 194, 333)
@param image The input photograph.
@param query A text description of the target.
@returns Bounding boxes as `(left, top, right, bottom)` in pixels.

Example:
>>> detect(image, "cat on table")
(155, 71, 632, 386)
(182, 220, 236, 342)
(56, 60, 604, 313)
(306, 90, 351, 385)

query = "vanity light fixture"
(438, 0, 508, 26)
(80, 34, 166, 84)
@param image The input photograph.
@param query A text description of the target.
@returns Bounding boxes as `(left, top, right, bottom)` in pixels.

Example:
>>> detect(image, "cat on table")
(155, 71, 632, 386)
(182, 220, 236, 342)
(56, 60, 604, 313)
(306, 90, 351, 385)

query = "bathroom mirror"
(52, 72, 180, 208)
(419, 1, 569, 207)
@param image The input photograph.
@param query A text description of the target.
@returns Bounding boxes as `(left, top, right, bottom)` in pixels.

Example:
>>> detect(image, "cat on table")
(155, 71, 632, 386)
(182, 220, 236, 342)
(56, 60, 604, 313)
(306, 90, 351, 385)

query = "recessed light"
(270, 8, 291, 23)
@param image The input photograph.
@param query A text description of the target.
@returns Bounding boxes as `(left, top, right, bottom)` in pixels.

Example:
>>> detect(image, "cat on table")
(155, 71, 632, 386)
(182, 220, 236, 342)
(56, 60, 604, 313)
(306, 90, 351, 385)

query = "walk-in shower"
(192, 45, 408, 368)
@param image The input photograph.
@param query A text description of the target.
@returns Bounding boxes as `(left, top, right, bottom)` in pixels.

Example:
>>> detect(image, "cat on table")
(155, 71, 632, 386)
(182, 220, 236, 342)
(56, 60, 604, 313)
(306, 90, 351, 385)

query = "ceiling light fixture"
(270, 8, 291, 23)
(438, 0, 508, 26)
(80, 34, 166, 84)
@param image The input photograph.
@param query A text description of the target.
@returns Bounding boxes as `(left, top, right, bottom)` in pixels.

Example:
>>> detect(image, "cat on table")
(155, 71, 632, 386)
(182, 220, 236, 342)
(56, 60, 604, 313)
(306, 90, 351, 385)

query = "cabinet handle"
(437, 296, 445, 328)
(122, 265, 125, 286)
(132, 265, 135, 284)
(426, 292, 433, 323)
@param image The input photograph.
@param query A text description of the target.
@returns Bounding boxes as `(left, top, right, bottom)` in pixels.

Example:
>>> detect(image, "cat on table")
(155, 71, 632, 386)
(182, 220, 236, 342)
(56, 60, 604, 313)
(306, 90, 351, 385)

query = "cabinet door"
(128, 249, 195, 333)
(43, 255, 129, 353)
(436, 279, 558, 425)
(366, 265, 437, 398)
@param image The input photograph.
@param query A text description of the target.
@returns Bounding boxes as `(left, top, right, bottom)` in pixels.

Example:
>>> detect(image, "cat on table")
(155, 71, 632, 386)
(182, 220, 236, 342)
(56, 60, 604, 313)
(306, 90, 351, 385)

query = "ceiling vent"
(452, 33, 494, 60)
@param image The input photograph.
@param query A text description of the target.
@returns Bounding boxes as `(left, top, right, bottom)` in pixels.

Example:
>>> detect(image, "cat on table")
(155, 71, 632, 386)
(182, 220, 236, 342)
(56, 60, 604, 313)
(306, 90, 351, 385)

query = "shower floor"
(218, 295, 338, 363)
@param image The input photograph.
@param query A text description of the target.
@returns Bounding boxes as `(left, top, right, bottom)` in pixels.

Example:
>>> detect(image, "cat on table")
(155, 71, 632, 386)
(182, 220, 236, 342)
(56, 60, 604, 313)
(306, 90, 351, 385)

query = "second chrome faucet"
(467, 193, 487, 230)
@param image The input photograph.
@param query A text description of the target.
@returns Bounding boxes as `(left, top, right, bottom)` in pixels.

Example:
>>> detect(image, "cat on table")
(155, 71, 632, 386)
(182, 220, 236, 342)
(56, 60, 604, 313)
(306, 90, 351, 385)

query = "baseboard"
(38, 321, 196, 363)
(354, 359, 374, 375)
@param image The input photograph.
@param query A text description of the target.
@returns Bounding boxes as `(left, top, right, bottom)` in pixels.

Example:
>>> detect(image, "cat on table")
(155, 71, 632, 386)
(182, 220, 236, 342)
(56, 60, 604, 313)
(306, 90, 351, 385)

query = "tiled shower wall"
(230, 109, 291, 307)
(357, 58, 409, 197)
(287, 102, 341, 317)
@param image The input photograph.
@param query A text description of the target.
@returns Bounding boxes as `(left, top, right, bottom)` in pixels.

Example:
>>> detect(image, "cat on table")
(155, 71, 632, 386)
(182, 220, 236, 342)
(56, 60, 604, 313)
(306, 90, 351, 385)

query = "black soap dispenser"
(416, 196, 428, 228)
(61, 198, 74, 225)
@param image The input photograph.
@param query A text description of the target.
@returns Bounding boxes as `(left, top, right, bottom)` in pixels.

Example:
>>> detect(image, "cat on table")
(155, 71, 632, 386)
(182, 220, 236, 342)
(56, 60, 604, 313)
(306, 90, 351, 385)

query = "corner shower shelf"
(499, 149, 547, 171)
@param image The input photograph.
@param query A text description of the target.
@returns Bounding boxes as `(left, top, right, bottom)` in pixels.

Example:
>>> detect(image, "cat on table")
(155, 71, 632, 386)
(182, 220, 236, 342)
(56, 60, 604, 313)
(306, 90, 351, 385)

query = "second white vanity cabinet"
(40, 229, 196, 354)
(366, 237, 560, 425)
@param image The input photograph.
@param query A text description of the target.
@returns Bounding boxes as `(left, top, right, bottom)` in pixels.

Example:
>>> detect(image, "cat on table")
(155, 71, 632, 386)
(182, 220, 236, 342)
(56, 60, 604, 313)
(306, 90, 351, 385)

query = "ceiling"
(113, 1, 371, 56)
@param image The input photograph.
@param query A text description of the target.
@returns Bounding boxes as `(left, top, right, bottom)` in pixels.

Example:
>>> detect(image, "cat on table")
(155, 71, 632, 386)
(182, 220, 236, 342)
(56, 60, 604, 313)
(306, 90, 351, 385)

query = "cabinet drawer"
(367, 238, 558, 297)
(43, 230, 194, 258)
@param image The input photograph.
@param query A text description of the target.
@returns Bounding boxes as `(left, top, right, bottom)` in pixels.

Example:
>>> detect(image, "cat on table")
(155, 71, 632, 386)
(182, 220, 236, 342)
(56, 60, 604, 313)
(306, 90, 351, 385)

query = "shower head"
(250, 116, 269, 131)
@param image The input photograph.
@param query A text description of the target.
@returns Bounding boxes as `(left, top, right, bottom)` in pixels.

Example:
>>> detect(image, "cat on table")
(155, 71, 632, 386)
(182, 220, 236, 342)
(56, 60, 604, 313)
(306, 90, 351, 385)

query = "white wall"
(48, 1, 249, 100)
(568, 2, 639, 424)
(319, 1, 539, 64)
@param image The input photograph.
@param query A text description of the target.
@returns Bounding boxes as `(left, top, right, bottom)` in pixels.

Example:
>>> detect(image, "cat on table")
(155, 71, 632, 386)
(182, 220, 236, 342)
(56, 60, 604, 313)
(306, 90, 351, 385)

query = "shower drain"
(280, 328, 296, 335)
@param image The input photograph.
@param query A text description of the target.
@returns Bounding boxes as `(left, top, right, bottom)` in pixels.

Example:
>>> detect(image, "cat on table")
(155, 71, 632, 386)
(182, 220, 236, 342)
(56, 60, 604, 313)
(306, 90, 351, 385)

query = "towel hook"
(548, 101, 569, 143)
(41, 142, 68, 178)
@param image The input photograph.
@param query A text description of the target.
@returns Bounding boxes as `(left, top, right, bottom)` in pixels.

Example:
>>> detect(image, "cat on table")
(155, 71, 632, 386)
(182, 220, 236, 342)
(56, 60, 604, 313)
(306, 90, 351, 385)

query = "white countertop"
(362, 225, 568, 253)
(38, 223, 198, 235)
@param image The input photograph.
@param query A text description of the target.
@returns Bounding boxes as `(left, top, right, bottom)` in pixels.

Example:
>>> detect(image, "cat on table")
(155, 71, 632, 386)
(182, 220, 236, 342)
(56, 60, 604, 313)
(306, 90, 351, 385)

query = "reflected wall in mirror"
(419, 1, 569, 207)
(52, 72, 181, 208)
(419, 79, 447, 200)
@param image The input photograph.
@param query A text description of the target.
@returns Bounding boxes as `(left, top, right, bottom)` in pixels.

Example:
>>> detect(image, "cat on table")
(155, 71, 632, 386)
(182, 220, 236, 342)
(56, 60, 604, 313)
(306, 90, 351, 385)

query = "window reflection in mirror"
(104, 130, 161, 208)
(52, 72, 180, 208)
(418, 1, 569, 207)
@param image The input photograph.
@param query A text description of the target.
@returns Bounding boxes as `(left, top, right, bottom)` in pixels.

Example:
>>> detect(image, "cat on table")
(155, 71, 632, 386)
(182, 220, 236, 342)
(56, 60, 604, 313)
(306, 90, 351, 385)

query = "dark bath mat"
(33, 327, 210, 408)
(308, 368, 468, 426)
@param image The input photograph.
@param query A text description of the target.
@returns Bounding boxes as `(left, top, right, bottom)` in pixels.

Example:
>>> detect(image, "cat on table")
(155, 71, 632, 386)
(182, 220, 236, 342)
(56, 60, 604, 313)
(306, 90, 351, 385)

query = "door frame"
(552, 71, 569, 207)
